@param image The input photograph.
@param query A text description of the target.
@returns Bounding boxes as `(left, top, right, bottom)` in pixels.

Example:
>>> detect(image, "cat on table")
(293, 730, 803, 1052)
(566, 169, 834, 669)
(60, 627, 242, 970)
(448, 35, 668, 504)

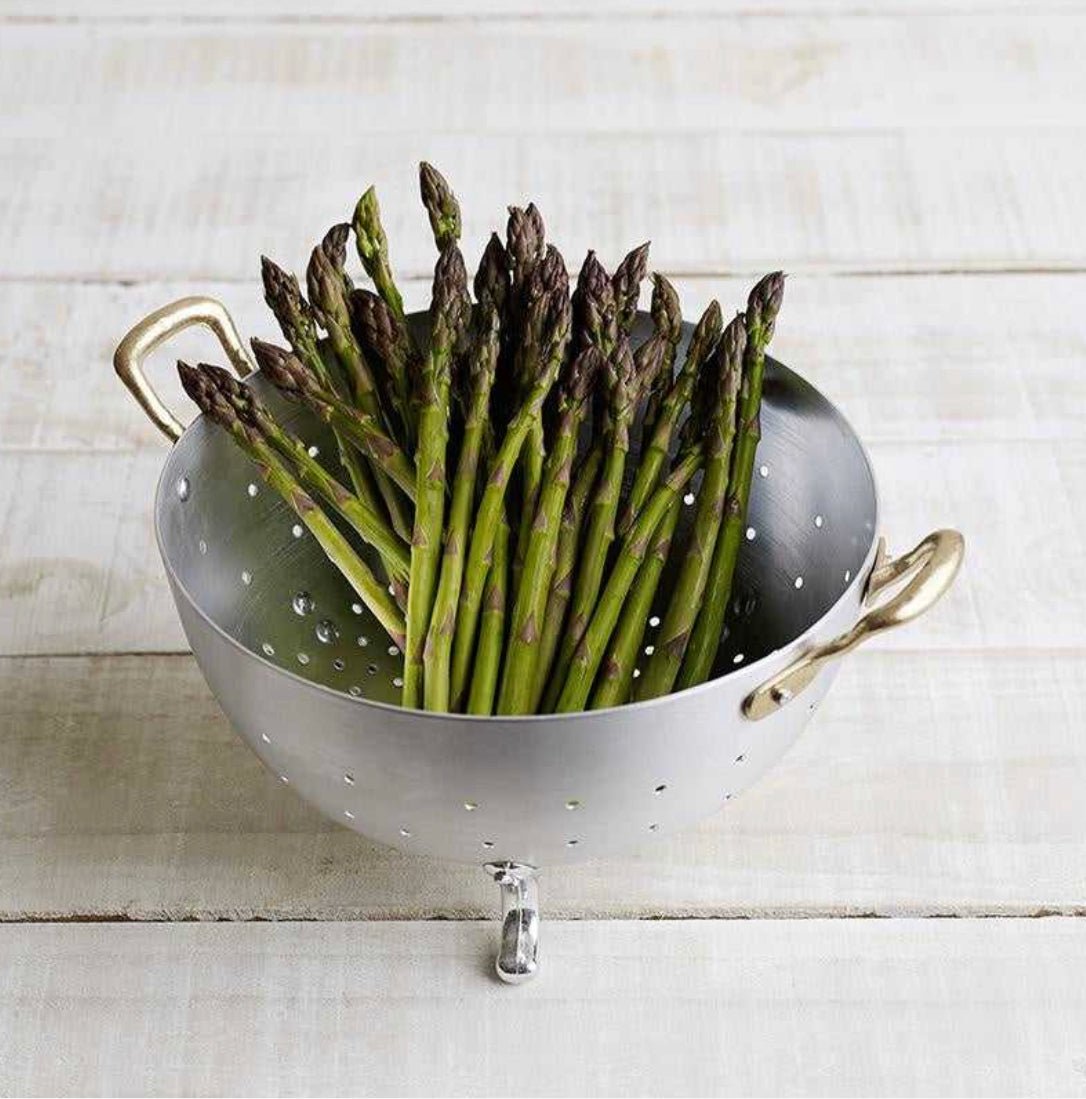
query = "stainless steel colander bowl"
(116, 297, 964, 982)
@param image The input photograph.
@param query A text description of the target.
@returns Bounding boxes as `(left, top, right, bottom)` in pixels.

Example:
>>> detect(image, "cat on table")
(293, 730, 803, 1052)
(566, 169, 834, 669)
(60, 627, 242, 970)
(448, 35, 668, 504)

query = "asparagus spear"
(260, 256, 384, 511)
(466, 512, 511, 715)
(591, 496, 681, 709)
(419, 161, 462, 252)
(635, 312, 746, 700)
(572, 250, 618, 360)
(401, 246, 471, 708)
(209, 361, 409, 577)
(546, 336, 638, 700)
(474, 232, 510, 317)
(506, 203, 546, 300)
(534, 446, 602, 712)
(633, 273, 683, 449)
(352, 186, 409, 328)
(497, 345, 603, 714)
(449, 286, 572, 711)
(554, 446, 705, 712)
(178, 361, 405, 648)
(619, 299, 722, 534)
(307, 225, 412, 541)
(612, 241, 650, 336)
(349, 287, 416, 448)
(423, 304, 501, 712)
(251, 339, 417, 500)
(678, 272, 785, 689)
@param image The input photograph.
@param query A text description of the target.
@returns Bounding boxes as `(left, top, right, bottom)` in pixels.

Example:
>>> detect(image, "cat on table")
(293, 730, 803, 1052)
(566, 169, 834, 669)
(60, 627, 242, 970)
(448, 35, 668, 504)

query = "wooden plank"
(3, 17, 1085, 139)
(4, 273, 1084, 453)
(3, 1, 1081, 19)
(1, 22, 1085, 280)
(1, 650, 1082, 919)
(0, 438, 1080, 654)
(2, 919, 1085, 1096)
(6, 129, 1084, 281)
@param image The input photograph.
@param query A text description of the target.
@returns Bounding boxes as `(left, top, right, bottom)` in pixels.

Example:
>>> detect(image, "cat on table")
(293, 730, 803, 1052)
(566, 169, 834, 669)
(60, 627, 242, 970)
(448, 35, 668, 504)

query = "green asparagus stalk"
(466, 513, 511, 715)
(591, 496, 681, 709)
(612, 241, 650, 336)
(497, 345, 603, 714)
(350, 287, 418, 449)
(474, 232, 510, 317)
(506, 203, 546, 299)
(210, 362, 409, 577)
(678, 272, 785, 689)
(635, 313, 746, 700)
(401, 246, 471, 708)
(419, 161, 462, 251)
(260, 255, 390, 540)
(178, 361, 405, 648)
(449, 287, 572, 711)
(546, 337, 638, 700)
(554, 447, 704, 712)
(619, 299, 722, 534)
(534, 446, 602, 712)
(633, 273, 683, 449)
(423, 304, 501, 712)
(251, 339, 417, 500)
(353, 186, 408, 328)
(307, 225, 413, 541)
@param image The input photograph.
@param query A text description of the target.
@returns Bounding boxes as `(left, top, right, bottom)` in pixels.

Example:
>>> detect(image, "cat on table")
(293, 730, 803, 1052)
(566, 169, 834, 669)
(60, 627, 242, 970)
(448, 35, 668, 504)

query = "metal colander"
(116, 297, 964, 982)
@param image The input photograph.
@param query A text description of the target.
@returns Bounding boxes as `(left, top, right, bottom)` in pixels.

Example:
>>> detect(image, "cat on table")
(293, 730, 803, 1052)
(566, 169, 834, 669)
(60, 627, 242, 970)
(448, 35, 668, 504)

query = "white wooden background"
(2, 2, 1085, 1095)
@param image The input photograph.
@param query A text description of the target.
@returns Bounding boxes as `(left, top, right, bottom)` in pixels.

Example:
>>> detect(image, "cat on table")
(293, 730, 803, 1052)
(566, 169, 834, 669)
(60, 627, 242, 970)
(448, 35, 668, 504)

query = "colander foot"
(485, 862, 540, 984)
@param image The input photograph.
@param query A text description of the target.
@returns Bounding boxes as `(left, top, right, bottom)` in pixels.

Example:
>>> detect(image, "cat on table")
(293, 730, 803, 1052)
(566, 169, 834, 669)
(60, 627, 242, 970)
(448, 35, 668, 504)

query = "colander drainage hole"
(733, 653, 745, 665)
(262, 642, 275, 657)
(648, 615, 660, 628)
(463, 801, 478, 812)
(566, 838, 580, 847)
(683, 492, 695, 506)
(357, 636, 369, 648)
(297, 652, 310, 666)
(349, 685, 363, 697)
(316, 619, 339, 645)
(644, 645, 655, 656)
(366, 664, 378, 676)
(387, 644, 400, 656)
(648, 823, 659, 832)
(241, 570, 252, 586)
(292, 592, 314, 616)
(332, 658, 345, 672)
(392, 676, 404, 688)
(844, 569, 852, 583)
(759, 464, 769, 478)
(746, 526, 756, 541)
(399, 828, 412, 838)
(351, 603, 363, 615)
(260, 733, 271, 744)
(176, 476, 190, 501)
(291, 523, 304, 539)
(654, 783, 667, 795)
(481, 840, 495, 849)
(735, 754, 746, 764)
(307, 444, 320, 458)
(633, 668, 642, 679)
(247, 482, 258, 498)
(565, 799, 581, 811)
(344, 774, 355, 785)
(794, 576, 804, 590)
(815, 514, 824, 528)
(279, 775, 289, 784)
(344, 809, 355, 820)
(198, 539, 207, 555)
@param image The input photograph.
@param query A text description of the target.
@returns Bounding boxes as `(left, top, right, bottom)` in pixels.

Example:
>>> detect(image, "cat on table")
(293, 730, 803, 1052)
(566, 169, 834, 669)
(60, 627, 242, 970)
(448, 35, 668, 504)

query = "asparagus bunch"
(180, 164, 785, 713)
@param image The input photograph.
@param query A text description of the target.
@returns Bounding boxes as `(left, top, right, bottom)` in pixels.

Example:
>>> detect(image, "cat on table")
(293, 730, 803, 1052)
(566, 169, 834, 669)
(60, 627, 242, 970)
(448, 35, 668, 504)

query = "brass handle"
(743, 528, 965, 720)
(113, 296, 255, 443)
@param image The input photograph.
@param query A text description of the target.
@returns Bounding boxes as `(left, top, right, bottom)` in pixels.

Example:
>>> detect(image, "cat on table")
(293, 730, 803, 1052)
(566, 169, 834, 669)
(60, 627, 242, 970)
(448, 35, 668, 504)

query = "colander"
(115, 296, 964, 982)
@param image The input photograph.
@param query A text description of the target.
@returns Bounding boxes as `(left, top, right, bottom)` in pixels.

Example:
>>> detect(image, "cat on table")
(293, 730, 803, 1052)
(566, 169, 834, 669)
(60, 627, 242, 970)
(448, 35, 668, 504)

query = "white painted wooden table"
(2, 2, 1085, 1095)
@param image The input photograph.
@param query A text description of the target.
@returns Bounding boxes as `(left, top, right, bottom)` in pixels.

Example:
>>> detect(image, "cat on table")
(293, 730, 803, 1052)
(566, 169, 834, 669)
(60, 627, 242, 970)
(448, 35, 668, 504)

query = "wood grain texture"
(4, 17, 1085, 133)
(1, 650, 1082, 919)
(2, 20, 1086, 279)
(3, 1, 1081, 19)
(2, 919, 1086, 1096)
(1, 437, 1080, 655)
(5, 273, 1084, 453)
